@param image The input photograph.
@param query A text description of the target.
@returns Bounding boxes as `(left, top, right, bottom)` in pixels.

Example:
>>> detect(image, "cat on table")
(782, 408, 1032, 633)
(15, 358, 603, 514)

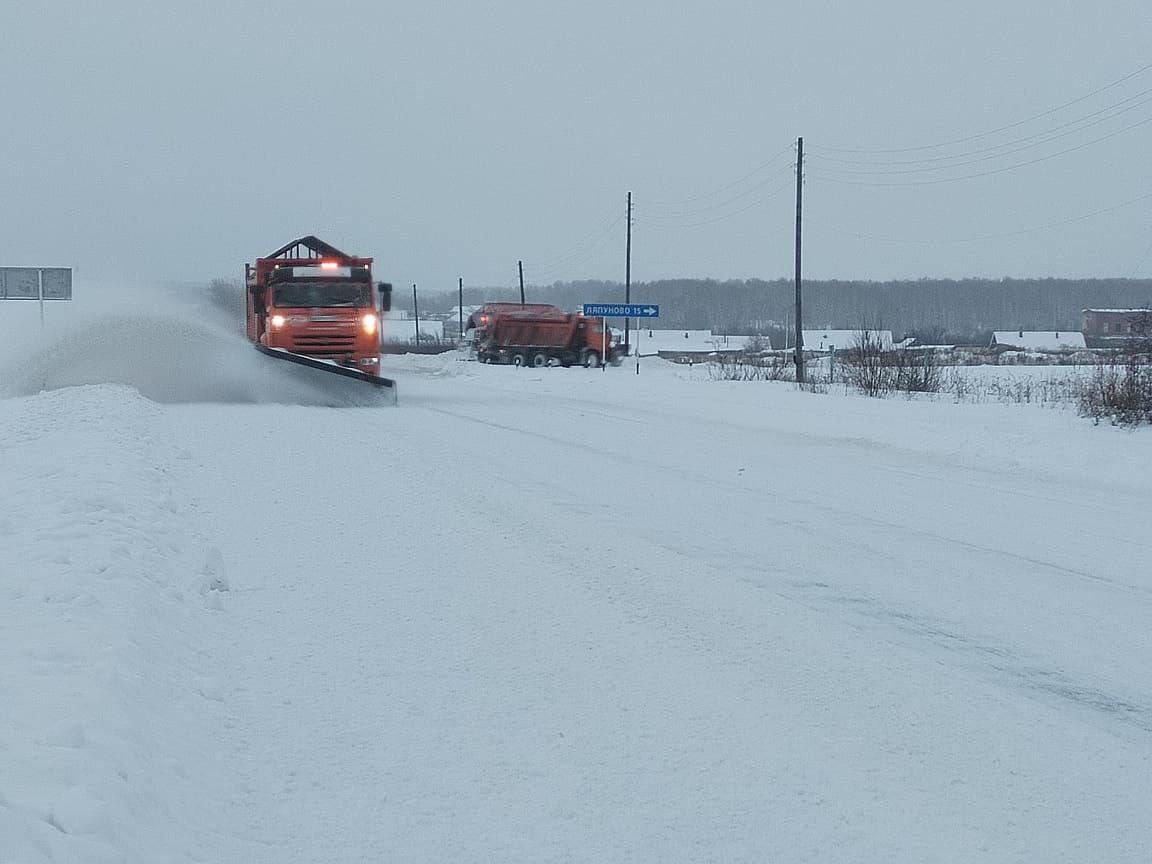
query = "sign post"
(582, 304, 659, 373)
(601, 317, 607, 373)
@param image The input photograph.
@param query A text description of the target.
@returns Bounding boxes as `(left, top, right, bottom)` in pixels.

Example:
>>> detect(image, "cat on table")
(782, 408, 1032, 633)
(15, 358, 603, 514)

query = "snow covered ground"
(2, 305, 1151, 862)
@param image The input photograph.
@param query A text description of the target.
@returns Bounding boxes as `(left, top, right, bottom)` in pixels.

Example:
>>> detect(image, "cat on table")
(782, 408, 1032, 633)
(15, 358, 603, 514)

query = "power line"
(524, 215, 626, 282)
(642, 142, 795, 206)
(808, 189, 1152, 245)
(634, 177, 796, 229)
(813, 57, 1152, 154)
(808, 113, 1152, 187)
(809, 87, 1152, 169)
(1132, 231, 1152, 277)
(526, 210, 626, 272)
(635, 165, 795, 220)
(809, 104, 1152, 178)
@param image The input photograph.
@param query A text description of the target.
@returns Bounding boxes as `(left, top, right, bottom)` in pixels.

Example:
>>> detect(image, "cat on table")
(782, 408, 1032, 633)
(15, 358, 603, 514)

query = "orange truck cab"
(246, 236, 392, 371)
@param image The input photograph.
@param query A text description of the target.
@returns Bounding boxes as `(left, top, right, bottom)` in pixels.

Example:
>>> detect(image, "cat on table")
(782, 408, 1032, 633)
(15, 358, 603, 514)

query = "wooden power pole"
(518, 260, 525, 306)
(794, 136, 805, 383)
(412, 283, 420, 345)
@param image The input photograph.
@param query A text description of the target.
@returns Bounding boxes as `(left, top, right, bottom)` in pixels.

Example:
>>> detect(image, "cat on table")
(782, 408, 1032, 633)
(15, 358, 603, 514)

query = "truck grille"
(292, 334, 357, 355)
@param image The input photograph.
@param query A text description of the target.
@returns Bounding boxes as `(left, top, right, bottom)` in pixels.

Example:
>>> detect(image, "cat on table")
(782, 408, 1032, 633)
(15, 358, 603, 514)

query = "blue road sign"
(582, 303, 659, 318)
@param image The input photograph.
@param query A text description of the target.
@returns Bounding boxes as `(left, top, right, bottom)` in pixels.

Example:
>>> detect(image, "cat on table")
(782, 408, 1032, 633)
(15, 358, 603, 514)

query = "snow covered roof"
(1082, 308, 1152, 314)
(990, 331, 1087, 351)
(802, 330, 893, 352)
(633, 329, 743, 354)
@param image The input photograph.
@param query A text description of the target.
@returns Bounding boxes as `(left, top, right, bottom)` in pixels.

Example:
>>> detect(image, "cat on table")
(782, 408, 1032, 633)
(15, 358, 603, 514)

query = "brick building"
(1081, 309, 1152, 341)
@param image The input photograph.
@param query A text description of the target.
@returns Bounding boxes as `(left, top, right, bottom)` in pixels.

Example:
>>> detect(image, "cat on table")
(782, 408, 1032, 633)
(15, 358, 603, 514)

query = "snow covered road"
(3, 349, 1151, 862)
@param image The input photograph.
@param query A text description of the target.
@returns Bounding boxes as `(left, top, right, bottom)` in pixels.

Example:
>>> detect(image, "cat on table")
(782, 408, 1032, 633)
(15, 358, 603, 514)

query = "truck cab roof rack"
(265, 236, 354, 262)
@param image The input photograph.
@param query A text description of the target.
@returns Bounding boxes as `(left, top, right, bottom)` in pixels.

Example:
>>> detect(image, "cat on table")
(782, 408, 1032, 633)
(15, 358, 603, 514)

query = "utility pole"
(794, 136, 805, 383)
(518, 260, 525, 306)
(458, 276, 463, 342)
(412, 283, 420, 345)
(625, 191, 632, 356)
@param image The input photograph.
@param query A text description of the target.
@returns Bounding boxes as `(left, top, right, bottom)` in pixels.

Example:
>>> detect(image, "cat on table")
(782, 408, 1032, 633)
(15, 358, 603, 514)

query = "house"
(1081, 309, 1152, 341)
(801, 329, 894, 352)
(442, 305, 482, 340)
(989, 330, 1086, 351)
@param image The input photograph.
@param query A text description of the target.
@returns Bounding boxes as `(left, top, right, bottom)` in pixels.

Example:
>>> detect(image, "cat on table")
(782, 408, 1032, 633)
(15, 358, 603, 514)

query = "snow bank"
(3, 333, 1151, 861)
(1, 286, 382, 407)
(0, 386, 230, 863)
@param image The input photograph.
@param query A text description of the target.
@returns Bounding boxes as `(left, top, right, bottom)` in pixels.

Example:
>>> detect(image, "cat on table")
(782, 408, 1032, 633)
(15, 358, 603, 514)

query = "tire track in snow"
(416, 402, 1151, 597)
(412, 399, 1152, 735)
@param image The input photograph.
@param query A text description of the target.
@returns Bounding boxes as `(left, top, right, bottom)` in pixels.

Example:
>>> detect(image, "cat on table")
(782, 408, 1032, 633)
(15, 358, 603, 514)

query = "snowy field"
(2, 298, 1152, 862)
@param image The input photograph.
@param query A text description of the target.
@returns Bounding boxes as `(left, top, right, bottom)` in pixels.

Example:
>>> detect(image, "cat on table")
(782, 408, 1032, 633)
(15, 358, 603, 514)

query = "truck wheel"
(532, 352, 549, 368)
(512, 353, 527, 367)
(582, 350, 601, 368)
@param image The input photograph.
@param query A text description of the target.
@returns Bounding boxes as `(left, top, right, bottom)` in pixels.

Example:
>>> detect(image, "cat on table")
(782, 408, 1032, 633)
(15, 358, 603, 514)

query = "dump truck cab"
(246, 236, 393, 371)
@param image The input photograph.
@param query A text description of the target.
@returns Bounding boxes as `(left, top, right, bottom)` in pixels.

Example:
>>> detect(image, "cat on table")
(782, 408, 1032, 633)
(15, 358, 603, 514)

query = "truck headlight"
(361, 313, 378, 335)
(270, 314, 286, 329)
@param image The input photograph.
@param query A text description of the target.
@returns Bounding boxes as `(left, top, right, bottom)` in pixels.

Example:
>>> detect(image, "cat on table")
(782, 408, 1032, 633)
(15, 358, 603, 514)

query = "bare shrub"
(836, 328, 942, 397)
(708, 353, 792, 382)
(940, 369, 1092, 407)
(841, 328, 893, 397)
(1077, 356, 1152, 426)
(891, 348, 942, 394)
(941, 368, 972, 402)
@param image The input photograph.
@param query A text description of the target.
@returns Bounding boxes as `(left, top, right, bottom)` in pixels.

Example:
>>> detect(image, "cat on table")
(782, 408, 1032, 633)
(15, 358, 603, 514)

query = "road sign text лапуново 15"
(582, 304, 659, 318)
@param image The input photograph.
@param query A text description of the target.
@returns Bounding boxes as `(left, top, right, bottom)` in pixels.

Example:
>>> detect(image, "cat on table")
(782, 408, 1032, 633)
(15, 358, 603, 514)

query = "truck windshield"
(273, 281, 370, 308)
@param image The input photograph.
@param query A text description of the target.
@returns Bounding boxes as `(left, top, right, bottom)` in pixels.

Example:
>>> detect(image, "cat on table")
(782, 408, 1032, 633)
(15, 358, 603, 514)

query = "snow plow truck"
(246, 236, 397, 401)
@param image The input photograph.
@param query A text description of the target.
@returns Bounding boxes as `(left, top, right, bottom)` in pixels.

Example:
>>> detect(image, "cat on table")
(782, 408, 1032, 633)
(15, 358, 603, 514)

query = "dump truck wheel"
(512, 353, 527, 367)
(582, 350, 601, 368)
(532, 352, 549, 368)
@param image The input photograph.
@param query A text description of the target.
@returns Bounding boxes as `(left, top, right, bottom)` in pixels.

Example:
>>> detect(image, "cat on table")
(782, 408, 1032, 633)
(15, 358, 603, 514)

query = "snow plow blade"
(254, 345, 397, 406)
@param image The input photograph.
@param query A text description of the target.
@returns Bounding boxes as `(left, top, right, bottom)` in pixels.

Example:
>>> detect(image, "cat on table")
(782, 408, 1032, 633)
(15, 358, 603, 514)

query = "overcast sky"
(3, 1, 1152, 293)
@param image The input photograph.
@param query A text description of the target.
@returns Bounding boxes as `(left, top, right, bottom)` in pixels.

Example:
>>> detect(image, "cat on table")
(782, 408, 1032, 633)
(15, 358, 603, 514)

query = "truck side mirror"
(378, 282, 393, 313)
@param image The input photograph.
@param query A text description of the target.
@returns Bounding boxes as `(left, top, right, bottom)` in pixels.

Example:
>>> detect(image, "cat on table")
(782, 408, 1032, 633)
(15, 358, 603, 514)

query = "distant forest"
(412, 277, 1152, 345)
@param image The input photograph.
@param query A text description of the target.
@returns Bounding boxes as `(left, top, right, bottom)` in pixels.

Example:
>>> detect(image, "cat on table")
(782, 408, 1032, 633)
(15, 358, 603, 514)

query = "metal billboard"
(1, 268, 40, 300)
(40, 268, 73, 300)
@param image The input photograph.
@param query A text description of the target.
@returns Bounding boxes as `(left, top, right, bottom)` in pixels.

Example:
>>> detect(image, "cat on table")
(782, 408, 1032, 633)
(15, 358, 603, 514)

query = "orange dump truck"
(476, 309, 622, 367)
